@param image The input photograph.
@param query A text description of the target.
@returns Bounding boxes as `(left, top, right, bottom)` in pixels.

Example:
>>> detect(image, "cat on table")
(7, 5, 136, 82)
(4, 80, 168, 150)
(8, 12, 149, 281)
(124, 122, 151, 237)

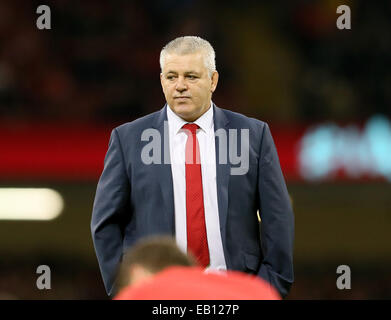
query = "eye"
(187, 75, 197, 80)
(166, 75, 176, 80)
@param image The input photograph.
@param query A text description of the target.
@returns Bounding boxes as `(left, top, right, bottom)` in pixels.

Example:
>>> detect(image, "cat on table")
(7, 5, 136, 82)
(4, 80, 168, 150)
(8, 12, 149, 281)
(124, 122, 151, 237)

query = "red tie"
(182, 123, 210, 268)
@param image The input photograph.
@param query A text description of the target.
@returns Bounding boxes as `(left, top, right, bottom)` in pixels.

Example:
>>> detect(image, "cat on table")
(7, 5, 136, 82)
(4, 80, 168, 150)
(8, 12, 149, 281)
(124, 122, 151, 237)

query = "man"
(91, 36, 294, 298)
(114, 236, 196, 293)
(114, 236, 281, 300)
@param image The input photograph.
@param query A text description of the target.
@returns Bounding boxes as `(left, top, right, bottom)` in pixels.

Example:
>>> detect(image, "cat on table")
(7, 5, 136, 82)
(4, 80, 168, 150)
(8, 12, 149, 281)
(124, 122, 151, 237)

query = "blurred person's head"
(114, 236, 195, 293)
(160, 36, 219, 122)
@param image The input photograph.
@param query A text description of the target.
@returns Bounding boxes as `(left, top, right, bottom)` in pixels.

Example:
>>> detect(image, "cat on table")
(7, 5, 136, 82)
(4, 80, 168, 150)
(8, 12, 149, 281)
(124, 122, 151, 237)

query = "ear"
(211, 71, 219, 93)
(160, 73, 165, 92)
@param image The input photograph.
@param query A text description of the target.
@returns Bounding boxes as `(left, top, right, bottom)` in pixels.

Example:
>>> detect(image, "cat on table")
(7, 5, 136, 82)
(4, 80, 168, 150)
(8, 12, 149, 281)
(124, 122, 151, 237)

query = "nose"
(175, 76, 187, 92)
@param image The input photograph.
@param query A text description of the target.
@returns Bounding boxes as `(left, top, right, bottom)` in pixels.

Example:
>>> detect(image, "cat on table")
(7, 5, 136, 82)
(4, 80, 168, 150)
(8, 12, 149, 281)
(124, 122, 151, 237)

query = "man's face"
(160, 51, 218, 122)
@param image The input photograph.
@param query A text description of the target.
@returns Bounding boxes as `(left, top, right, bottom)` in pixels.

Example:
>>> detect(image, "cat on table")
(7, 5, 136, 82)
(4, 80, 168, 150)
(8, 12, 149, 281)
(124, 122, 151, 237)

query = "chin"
(177, 112, 195, 122)
(172, 104, 195, 120)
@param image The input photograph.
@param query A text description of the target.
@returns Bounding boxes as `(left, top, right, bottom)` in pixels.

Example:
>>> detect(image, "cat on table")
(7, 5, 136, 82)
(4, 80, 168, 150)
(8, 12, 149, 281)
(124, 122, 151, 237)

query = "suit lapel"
(152, 105, 175, 234)
(213, 104, 230, 256)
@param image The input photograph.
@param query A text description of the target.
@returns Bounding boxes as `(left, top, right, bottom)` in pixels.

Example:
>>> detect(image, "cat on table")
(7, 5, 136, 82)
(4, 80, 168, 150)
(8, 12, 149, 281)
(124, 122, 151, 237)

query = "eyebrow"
(165, 71, 201, 76)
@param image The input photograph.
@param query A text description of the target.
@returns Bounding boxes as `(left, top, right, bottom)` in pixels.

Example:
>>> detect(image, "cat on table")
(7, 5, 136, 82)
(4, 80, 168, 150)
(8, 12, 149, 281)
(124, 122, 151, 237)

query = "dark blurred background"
(0, 0, 390, 299)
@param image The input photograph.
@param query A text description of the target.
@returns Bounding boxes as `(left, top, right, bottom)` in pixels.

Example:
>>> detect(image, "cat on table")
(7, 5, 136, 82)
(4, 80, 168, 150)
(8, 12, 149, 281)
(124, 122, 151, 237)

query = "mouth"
(174, 96, 191, 99)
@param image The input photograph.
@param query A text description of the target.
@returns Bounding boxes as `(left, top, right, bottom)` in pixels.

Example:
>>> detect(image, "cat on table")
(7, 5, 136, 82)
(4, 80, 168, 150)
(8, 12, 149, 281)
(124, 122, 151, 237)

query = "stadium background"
(1, 0, 390, 299)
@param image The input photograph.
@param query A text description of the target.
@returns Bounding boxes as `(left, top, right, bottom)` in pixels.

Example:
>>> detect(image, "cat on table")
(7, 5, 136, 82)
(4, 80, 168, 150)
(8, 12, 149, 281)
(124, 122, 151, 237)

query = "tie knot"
(182, 123, 199, 136)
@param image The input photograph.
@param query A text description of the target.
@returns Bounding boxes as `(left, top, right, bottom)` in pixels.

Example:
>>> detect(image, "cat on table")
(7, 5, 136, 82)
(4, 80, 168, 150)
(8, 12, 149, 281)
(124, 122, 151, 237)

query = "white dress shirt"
(167, 103, 227, 271)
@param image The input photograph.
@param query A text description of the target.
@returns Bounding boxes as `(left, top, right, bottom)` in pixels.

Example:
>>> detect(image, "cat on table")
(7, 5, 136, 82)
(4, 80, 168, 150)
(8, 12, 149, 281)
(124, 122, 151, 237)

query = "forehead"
(163, 52, 206, 73)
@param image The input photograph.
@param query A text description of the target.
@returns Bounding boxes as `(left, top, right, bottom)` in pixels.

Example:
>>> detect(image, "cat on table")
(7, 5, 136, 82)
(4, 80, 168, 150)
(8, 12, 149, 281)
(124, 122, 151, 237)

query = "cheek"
(198, 86, 211, 99)
(163, 85, 173, 97)
(192, 85, 207, 97)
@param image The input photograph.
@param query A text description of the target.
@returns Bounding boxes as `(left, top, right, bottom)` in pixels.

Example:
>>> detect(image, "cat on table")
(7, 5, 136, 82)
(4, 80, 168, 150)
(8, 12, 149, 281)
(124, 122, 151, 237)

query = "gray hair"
(159, 36, 216, 77)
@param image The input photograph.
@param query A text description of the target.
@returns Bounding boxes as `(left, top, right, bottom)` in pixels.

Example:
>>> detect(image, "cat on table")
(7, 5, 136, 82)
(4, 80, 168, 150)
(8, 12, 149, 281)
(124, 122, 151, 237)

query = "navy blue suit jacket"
(91, 104, 294, 297)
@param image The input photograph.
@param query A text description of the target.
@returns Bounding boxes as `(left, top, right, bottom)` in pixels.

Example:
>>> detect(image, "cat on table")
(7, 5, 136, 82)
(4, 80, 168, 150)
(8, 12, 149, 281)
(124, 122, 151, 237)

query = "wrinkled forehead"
(162, 51, 207, 74)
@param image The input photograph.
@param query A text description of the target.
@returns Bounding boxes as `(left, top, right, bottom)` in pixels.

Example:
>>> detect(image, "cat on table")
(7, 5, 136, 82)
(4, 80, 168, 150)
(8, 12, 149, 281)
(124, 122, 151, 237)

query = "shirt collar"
(167, 101, 214, 134)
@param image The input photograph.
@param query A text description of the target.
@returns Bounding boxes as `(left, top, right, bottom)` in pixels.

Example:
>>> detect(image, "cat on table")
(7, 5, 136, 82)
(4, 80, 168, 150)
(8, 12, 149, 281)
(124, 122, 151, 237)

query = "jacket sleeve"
(256, 122, 294, 298)
(91, 128, 131, 296)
